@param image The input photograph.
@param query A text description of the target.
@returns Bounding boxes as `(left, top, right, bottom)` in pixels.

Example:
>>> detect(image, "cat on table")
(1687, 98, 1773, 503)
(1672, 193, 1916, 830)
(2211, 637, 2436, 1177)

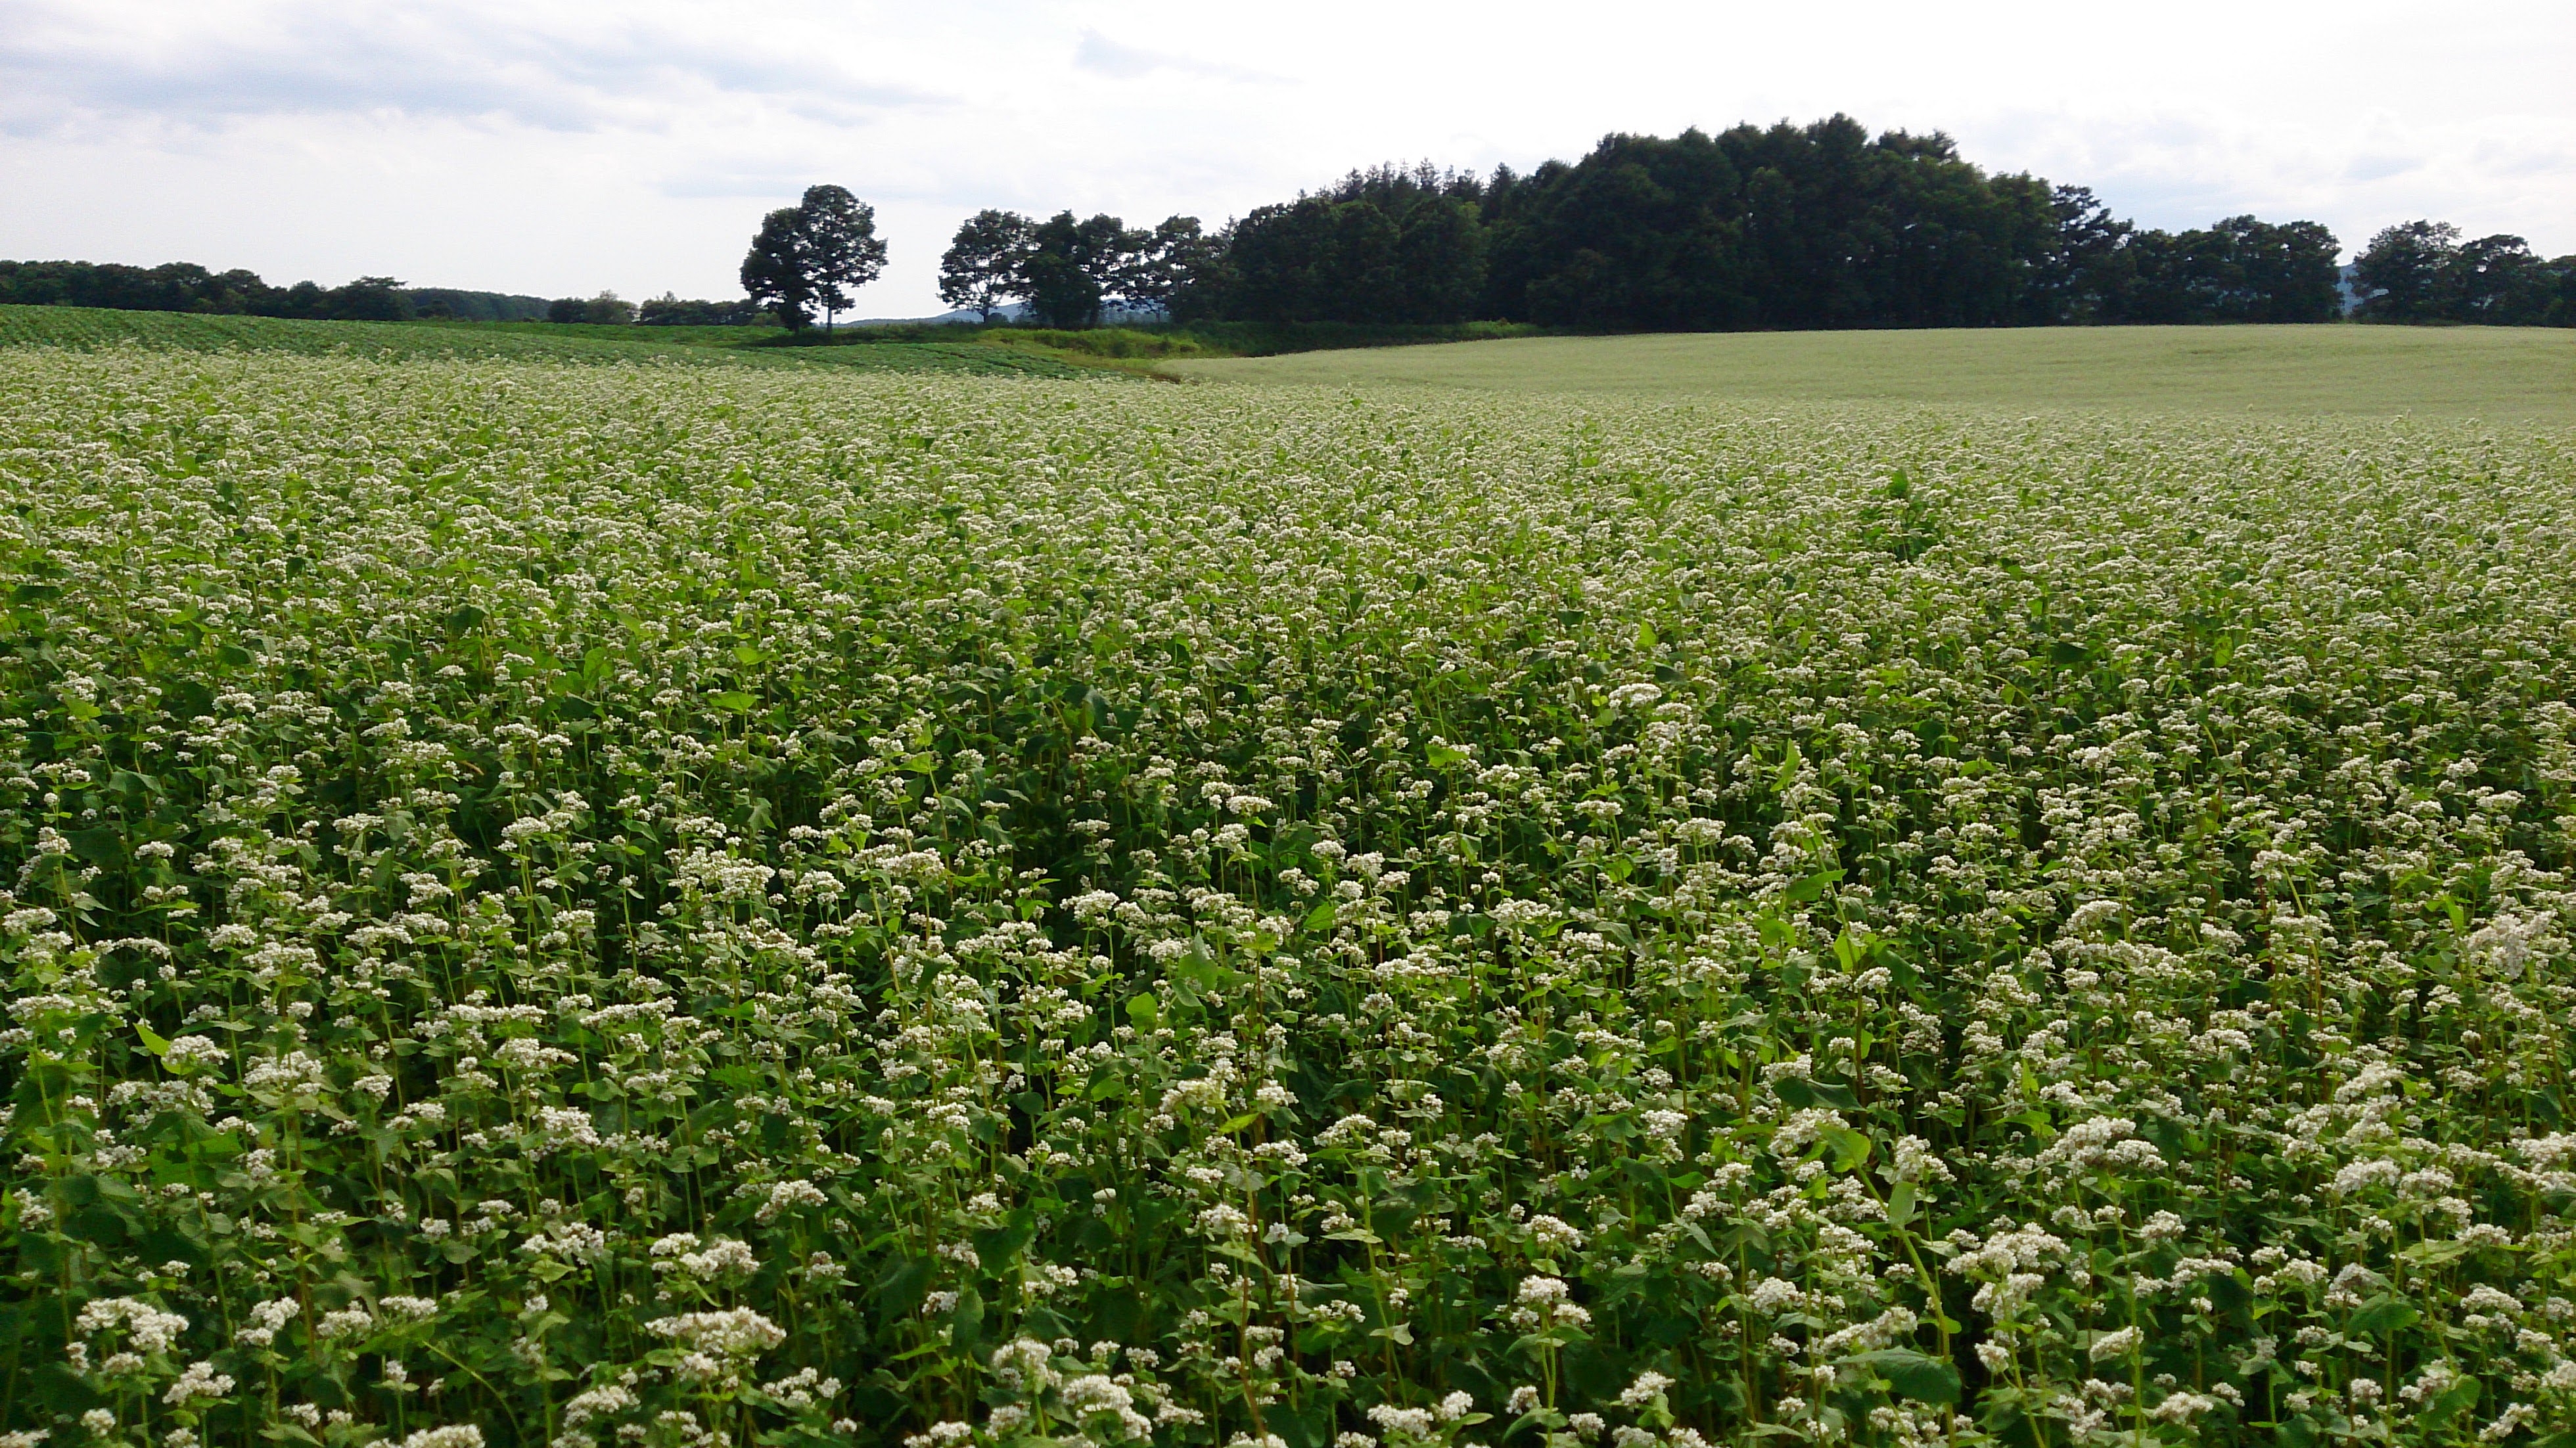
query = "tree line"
(1166, 122, 2360, 329)
(2350, 221, 2575, 325)
(936, 211, 1215, 328)
(922, 116, 2573, 331)
(14, 120, 2573, 335)
(0, 260, 570, 322)
(0, 260, 419, 321)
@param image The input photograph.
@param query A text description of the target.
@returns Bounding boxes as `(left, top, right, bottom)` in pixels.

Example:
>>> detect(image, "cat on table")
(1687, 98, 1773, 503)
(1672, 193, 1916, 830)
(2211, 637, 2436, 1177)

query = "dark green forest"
(1169, 118, 2557, 329)
(984, 117, 2574, 331)
(0, 261, 547, 323)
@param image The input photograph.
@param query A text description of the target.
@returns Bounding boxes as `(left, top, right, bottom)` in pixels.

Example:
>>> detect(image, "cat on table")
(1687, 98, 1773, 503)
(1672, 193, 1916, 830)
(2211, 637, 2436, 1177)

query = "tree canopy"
(938, 210, 1033, 323)
(2353, 221, 2571, 325)
(1164, 120, 2372, 331)
(0, 261, 428, 321)
(936, 210, 1208, 326)
(741, 185, 889, 330)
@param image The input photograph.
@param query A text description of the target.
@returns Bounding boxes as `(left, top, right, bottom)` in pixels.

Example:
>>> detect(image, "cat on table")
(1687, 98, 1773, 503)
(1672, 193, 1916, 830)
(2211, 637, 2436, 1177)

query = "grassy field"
(7, 342, 2576, 1447)
(1172, 324, 2576, 422)
(0, 305, 1098, 378)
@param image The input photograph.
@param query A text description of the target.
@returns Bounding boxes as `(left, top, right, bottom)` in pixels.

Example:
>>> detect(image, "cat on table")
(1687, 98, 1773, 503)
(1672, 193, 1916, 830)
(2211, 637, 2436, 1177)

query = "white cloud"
(1073, 31, 1281, 83)
(2, 0, 2568, 312)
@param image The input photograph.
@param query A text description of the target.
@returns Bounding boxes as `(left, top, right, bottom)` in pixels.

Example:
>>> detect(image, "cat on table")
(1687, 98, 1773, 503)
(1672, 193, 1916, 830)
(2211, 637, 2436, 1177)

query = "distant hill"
(0, 303, 1102, 380)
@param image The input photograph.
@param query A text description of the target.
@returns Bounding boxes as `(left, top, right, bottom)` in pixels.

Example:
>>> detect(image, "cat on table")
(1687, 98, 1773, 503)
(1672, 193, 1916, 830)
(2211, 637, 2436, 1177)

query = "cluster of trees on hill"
(0, 260, 555, 321)
(2351, 221, 2576, 325)
(919, 118, 2570, 332)
(0, 260, 423, 320)
(937, 211, 1216, 328)
(635, 294, 765, 326)
(1166, 120, 2355, 329)
(407, 288, 549, 321)
(546, 292, 637, 325)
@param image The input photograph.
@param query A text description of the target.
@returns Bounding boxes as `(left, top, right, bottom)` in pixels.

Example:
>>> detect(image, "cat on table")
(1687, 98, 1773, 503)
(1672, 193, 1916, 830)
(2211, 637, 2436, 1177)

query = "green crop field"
(1173, 325, 2576, 423)
(5, 343, 2576, 1448)
(0, 305, 1095, 379)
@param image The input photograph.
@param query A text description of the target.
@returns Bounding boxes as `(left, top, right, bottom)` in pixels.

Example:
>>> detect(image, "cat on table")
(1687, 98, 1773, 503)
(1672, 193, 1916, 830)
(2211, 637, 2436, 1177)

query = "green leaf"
(709, 690, 756, 713)
(1831, 930, 1866, 971)
(1774, 1077, 1861, 1112)
(973, 1209, 1037, 1266)
(1303, 901, 1338, 933)
(872, 1256, 933, 1319)
(1124, 994, 1160, 1031)
(1785, 868, 1844, 903)
(1885, 1180, 1917, 1228)
(136, 1022, 171, 1057)
(2421, 1376, 2480, 1427)
(1843, 1348, 1960, 1405)
(1818, 1125, 1874, 1172)
(1636, 620, 1658, 650)
(2347, 1296, 2420, 1336)
(732, 644, 767, 667)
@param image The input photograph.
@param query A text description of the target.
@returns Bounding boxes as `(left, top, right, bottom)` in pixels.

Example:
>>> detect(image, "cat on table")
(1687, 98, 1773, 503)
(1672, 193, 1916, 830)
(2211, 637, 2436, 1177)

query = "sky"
(4, 0, 2571, 315)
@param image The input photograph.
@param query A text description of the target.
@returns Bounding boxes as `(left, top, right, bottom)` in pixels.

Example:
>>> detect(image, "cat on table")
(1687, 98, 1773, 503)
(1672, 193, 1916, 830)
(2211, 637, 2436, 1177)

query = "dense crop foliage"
(5, 349, 2575, 1448)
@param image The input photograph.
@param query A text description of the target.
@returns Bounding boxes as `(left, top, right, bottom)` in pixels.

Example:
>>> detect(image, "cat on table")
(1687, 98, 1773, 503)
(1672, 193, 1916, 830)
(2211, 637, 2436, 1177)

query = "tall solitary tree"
(741, 185, 888, 331)
(938, 210, 1033, 323)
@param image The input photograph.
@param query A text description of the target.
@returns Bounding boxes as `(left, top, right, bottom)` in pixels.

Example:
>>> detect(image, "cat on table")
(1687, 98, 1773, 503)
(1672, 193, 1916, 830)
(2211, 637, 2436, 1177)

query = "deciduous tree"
(741, 206, 816, 330)
(796, 185, 889, 330)
(938, 210, 1032, 323)
(740, 185, 888, 332)
(2354, 220, 2461, 321)
(1015, 212, 1139, 328)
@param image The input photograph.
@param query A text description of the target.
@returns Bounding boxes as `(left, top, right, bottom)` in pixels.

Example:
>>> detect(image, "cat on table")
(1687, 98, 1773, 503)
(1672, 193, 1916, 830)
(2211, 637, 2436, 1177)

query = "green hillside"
(0, 305, 1094, 378)
(1174, 323, 2576, 423)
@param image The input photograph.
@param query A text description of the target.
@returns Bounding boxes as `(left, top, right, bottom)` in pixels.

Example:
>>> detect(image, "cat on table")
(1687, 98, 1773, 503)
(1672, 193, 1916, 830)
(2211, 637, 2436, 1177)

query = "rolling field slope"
(1174, 324, 2576, 422)
(0, 305, 1096, 378)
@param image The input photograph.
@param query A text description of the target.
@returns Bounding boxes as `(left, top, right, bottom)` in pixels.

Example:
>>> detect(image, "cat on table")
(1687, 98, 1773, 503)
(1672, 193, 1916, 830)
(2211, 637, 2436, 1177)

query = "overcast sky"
(5, 0, 2571, 315)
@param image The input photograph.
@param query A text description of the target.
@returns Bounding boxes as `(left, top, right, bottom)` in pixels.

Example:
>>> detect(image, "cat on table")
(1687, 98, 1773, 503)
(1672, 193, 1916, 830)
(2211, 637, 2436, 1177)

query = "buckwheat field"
(7, 348, 2576, 1448)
